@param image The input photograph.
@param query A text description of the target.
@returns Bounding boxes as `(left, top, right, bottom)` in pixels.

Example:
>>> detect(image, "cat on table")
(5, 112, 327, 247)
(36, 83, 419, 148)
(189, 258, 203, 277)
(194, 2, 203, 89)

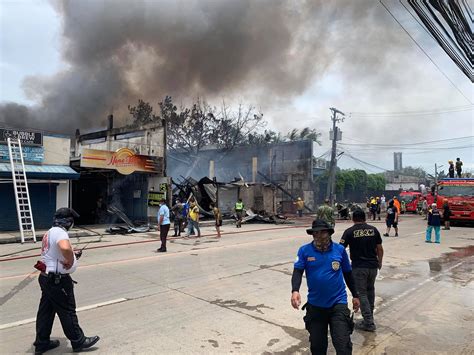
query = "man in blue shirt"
(291, 219, 360, 355)
(157, 199, 171, 252)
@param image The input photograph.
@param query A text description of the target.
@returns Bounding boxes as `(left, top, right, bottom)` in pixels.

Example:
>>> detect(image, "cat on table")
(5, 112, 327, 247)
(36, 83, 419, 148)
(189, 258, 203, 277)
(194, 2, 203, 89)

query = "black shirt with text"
(340, 223, 382, 269)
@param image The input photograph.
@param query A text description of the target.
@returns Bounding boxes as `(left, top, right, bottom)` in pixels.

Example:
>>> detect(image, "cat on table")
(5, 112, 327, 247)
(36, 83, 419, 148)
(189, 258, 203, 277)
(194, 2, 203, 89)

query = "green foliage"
(316, 169, 385, 201)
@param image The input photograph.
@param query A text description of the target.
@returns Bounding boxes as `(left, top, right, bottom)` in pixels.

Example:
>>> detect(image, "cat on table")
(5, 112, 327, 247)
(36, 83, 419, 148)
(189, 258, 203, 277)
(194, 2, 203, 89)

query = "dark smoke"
(0, 0, 404, 133)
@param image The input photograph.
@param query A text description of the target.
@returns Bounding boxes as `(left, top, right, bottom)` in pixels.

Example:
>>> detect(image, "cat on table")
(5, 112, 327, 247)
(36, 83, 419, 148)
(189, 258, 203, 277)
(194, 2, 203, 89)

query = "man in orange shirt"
(393, 197, 401, 215)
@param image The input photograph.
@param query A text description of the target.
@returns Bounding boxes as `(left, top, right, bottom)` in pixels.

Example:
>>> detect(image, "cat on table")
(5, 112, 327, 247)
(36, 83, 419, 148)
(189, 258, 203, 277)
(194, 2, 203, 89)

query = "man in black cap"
(291, 219, 360, 355)
(34, 208, 99, 354)
(340, 209, 383, 332)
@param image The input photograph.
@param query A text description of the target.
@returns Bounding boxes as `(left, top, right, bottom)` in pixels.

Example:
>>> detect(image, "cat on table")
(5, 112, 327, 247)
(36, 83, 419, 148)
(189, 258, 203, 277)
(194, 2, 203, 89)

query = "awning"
(0, 163, 80, 180)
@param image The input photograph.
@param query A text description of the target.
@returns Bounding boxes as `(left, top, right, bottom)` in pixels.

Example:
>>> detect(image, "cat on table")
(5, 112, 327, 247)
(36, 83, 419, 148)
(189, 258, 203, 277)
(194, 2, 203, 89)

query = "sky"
(0, 0, 472, 175)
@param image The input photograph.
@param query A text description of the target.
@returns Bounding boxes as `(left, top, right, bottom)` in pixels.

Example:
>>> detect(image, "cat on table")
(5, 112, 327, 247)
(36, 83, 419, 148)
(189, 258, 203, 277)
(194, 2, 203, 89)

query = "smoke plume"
(1, 0, 409, 133)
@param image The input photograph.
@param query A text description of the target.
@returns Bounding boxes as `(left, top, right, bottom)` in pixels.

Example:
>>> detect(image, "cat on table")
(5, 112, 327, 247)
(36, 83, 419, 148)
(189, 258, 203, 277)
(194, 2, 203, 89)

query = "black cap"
(352, 208, 366, 221)
(54, 207, 80, 219)
(306, 219, 334, 235)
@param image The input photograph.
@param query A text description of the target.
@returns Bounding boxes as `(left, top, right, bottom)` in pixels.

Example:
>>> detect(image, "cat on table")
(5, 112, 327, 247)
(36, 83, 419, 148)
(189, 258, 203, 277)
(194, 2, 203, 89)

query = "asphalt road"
(0, 215, 473, 354)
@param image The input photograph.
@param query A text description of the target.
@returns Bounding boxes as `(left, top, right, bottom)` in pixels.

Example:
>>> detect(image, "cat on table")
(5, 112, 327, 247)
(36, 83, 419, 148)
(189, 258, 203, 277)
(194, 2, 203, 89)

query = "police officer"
(34, 208, 99, 354)
(340, 209, 383, 332)
(291, 219, 360, 355)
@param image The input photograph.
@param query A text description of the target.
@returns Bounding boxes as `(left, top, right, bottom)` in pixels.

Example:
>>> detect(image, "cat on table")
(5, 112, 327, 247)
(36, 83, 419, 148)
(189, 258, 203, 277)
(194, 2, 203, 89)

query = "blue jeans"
(426, 225, 440, 243)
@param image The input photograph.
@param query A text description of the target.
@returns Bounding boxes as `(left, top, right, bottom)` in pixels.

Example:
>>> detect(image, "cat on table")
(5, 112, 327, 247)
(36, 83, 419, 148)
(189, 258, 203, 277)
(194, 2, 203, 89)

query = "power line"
(379, 0, 473, 105)
(338, 135, 474, 147)
(349, 106, 473, 117)
(339, 144, 473, 151)
(343, 151, 390, 171)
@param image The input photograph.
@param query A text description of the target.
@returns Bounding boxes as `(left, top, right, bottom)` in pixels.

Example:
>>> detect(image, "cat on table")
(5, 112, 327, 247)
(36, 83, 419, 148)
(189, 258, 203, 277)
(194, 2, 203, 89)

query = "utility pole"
(326, 107, 345, 205)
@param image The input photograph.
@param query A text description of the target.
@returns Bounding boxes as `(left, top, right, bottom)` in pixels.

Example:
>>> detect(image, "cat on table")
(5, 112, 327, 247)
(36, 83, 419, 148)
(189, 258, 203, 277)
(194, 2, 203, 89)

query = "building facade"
(70, 118, 167, 224)
(0, 127, 79, 231)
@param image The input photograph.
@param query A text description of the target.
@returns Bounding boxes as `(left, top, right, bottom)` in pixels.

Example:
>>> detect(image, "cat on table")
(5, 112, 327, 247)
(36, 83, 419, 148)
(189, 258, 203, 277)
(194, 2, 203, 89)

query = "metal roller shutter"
(0, 183, 57, 231)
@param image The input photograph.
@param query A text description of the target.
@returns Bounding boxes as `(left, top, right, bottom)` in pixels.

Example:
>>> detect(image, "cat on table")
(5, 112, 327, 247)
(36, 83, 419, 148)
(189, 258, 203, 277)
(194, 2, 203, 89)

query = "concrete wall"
(42, 135, 71, 165)
(55, 181, 70, 209)
(78, 127, 165, 158)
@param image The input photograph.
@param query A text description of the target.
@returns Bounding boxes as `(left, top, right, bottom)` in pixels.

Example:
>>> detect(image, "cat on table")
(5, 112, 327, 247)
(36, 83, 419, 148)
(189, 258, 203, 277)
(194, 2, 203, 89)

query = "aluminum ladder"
(7, 137, 36, 243)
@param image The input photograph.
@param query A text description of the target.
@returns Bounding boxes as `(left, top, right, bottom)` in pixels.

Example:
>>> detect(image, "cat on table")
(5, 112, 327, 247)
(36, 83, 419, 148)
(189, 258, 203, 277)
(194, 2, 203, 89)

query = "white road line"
(376, 260, 465, 312)
(0, 297, 127, 330)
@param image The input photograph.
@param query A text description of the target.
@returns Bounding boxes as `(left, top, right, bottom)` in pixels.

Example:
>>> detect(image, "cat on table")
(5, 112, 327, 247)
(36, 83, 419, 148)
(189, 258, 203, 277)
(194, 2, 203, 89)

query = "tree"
(129, 96, 322, 159)
(286, 127, 321, 144)
(128, 99, 158, 125)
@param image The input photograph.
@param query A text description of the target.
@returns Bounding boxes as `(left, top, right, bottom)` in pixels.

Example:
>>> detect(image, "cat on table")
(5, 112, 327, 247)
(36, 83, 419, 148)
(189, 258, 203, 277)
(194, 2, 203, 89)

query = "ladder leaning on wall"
(7, 137, 37, 244)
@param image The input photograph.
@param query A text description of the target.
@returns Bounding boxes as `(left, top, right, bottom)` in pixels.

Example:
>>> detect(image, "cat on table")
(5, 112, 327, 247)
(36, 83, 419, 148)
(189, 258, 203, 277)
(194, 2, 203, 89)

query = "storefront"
(0, 128, 79, 231)
(71, 120, 167, 225)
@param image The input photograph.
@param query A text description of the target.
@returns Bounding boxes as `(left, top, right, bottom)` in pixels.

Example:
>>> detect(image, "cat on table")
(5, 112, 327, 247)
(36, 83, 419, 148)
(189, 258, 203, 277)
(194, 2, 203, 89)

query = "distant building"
(384, 171, 420, 191)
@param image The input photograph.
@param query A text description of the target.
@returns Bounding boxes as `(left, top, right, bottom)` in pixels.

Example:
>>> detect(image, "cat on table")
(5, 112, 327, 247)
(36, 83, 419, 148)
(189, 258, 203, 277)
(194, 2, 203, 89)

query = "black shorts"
(386, 220, 398, 228)
(215, 220, 222, 227)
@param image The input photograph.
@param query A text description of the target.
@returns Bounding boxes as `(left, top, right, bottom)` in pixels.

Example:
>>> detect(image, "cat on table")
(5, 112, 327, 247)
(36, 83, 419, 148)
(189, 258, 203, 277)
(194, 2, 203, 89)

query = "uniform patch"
(332, 261, 340, 271)
(307, 256, 316, 261)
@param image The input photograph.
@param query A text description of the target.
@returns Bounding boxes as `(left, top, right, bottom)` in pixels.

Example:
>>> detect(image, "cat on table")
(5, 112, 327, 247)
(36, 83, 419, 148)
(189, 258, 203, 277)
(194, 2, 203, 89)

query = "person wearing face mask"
(34, 208, 99, 354)
(291, 219, 360, 355)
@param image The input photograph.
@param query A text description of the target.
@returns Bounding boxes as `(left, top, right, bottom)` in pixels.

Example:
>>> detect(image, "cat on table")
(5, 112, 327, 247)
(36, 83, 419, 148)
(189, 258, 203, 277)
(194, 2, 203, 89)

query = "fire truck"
(437, 178, 474, 222)
(399, 191, 422, 213)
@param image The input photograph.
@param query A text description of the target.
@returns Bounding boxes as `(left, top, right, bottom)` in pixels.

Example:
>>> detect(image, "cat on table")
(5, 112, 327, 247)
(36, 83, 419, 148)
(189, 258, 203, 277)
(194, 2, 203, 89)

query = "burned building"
(70, 117, 167, 224)
(168, 140, 316, 210)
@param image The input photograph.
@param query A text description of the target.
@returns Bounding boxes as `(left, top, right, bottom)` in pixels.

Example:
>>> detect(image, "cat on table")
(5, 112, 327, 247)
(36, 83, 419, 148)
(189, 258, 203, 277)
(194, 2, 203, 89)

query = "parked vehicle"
(399, 191, 422, 213)
(437, 178, 474, 223)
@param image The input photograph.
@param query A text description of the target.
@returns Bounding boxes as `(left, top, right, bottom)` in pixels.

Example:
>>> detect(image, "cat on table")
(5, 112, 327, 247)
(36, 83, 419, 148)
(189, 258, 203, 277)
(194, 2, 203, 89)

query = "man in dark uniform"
(340, 209, 384, 332)
(291, 219, 360, 355)
(34, 208, 99, 354)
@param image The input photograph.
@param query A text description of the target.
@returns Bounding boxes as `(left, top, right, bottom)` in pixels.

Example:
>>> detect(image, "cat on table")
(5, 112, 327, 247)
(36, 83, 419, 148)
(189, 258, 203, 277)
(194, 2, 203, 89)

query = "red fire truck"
(399, 191, 422, 213)
(437, 178, 474, 222)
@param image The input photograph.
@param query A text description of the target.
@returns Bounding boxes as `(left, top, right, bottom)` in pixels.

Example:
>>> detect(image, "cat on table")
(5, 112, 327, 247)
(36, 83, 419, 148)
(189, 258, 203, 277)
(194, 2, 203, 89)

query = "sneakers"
(383, 233, 389, 237)
(425, 240, 432, 243)
(157, 248, 167, 252)
(394, 233, 399, 237)
(73, 336, 100, 352)
(35, 340, 60, 354)
(355, 320, 376, 332)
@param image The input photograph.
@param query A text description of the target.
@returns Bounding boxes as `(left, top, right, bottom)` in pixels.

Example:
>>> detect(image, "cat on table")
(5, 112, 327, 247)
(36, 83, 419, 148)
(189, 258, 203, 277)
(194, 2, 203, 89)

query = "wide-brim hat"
(306, 219, 334, 235)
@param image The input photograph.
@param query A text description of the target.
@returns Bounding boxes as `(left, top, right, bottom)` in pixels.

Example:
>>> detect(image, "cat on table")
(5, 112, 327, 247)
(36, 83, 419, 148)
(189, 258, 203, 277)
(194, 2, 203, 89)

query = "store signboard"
(0, 128, 43, 146)
(0, 145, 44, 163)
(148, 183, 168, 206)
(80, 148, 162, 175)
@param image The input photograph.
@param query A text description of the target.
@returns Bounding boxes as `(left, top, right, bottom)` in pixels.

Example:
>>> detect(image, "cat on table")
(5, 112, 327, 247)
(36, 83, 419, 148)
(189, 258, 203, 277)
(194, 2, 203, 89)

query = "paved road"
(0, 216, 472, 354)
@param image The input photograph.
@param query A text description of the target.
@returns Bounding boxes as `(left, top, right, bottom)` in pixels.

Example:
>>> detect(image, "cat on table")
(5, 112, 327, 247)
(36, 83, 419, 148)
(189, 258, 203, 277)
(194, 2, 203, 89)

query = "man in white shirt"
(34, 208, 99, 354)
(157, 199, 171, 252)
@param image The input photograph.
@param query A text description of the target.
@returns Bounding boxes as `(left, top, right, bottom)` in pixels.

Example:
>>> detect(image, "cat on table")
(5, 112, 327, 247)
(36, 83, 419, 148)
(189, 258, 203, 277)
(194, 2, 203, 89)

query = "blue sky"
(0, 0, 472, 174)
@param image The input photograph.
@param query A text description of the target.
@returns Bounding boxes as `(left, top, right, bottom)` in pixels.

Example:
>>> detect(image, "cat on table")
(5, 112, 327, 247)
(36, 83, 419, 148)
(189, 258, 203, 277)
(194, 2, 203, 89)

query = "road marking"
(0, 225, 306, 263)
(0, 234, 306, 281)
(0, 298, 127, 330)
(376, 260, 465, 312)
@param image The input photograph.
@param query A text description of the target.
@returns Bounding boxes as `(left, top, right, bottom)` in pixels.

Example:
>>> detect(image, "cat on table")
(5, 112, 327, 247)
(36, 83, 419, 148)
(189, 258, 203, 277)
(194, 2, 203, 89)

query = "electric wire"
(338, 135, 474, 147)
(379, 0, 473, 104)
(349, 106, 473, 117)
